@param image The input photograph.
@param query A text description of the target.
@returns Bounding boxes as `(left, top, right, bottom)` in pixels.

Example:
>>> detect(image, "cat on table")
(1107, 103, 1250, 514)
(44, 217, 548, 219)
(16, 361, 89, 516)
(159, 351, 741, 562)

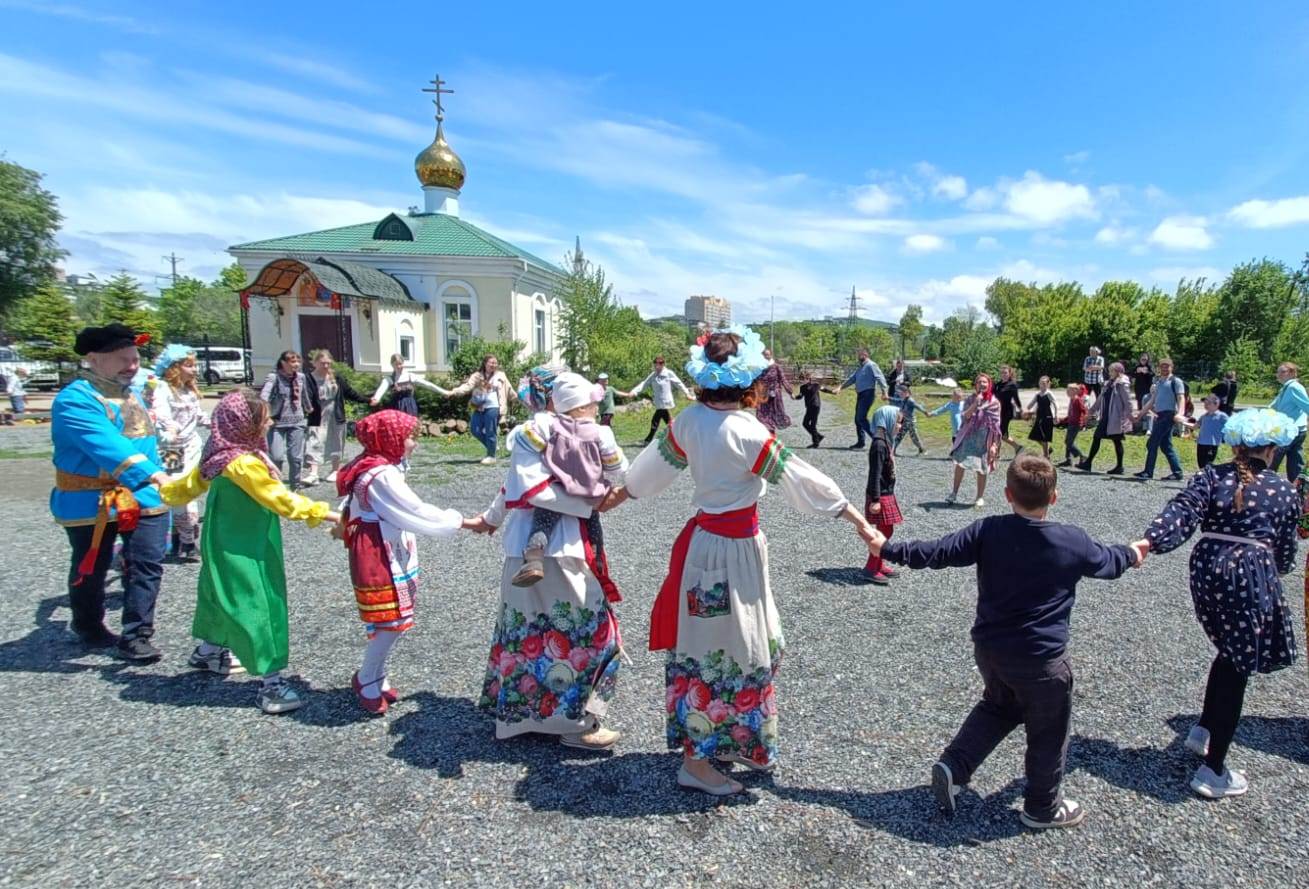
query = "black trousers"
(1083, 415, 1124, 469)
(801, 406, 821, 444)
(644, 409, 672, 443)
(940, 646, 1074, 821)
(1085, 382, 1102, 397)
(64, 512, 168, 639)
(1199, 655, 1248, 773)
(1196, 444, 1219, 469)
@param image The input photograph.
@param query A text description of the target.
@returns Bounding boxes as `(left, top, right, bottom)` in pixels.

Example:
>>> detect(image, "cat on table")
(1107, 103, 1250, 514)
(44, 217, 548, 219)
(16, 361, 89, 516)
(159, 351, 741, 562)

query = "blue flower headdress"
(1222, 408, 1297, 448)
(685, 325, 770, 390)
(153, 343, 195, 377)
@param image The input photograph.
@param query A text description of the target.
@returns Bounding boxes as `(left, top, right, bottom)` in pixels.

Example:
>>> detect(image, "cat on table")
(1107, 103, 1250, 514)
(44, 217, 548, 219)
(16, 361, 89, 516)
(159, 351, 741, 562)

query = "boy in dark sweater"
(866, 454, 1145, 829)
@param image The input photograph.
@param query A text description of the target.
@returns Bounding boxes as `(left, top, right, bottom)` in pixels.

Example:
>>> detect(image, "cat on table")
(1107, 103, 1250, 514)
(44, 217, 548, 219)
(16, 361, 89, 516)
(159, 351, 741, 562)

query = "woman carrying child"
(946, 374, 1001, 508)
(608, 327, 877, 796)
(1024, 375, 1057, 460)
(337, 410, 470, 714)
(161, 388, 339, 713)
(1134, 409, 1300, 798)
(863, 405, 904, 585)
(467, 365, 629, 752)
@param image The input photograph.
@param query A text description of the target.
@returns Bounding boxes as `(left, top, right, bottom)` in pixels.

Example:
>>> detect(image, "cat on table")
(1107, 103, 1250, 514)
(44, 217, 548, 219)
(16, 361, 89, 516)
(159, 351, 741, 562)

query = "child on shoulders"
(867, 454, 1144, 829)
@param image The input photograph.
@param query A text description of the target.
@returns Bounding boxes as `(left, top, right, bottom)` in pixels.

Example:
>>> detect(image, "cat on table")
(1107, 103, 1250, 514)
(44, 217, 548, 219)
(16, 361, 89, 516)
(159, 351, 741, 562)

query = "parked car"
(178, 345, 250, 385)
(0, 345, 61, 390)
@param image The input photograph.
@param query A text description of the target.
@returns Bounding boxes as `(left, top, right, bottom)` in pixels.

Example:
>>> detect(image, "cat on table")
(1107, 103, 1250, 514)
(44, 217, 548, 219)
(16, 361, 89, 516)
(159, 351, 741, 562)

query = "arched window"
(437, 280, 478, 364)
(397, 319, 416, 365)
(531, 293, 550, 356)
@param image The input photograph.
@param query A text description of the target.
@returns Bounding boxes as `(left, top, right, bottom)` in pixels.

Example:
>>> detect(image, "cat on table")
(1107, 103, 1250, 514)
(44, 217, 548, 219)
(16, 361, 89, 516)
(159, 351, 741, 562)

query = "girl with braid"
(1133, 409, 1300, 799)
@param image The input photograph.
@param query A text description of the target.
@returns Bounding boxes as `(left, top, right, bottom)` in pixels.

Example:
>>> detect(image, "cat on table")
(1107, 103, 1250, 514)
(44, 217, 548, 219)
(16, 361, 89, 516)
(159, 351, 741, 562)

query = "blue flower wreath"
(685, 324, 770, 390)
(1222, 408, 1297, 448)
(152, 343, 195, 377)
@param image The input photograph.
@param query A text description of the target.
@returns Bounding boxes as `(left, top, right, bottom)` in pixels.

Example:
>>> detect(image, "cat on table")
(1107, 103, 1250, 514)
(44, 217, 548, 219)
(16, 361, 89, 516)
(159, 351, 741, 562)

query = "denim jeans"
(1143, 410, 1183, 476)
(853, 388, 876, 444)
(267, 425, 306, 490)
(1271, 428, 1306, 482)
(64, 512, 168, 639)
(10, 394, 25, 414)
(470, 407, 500, 457)
(940, 646, 1074, 821)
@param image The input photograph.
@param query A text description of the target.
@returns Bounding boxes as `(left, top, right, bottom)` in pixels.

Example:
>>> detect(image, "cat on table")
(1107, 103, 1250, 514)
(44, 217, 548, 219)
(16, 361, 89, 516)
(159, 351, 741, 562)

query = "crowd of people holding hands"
(41, 320, 1309, 832)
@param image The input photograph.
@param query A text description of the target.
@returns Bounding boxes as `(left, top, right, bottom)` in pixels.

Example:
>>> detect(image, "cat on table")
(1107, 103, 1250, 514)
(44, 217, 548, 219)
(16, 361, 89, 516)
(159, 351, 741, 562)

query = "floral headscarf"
(516, 363, 567, 413)
(200, 389, 278, 481)
(336, 409, 418, 496)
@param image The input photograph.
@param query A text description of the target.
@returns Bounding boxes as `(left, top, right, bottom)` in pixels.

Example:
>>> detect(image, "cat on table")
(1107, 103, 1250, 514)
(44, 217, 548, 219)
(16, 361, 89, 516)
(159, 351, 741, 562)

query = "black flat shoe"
(1106, 466, 1124, 475)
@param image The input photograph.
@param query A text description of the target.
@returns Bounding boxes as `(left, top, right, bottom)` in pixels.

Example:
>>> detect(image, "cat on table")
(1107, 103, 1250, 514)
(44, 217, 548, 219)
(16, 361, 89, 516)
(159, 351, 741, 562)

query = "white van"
(179, 345, 250, 385)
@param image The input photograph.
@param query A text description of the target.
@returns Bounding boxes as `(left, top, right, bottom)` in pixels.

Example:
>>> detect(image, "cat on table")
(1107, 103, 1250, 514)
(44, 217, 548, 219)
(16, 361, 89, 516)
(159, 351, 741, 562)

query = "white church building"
(230, 79, 565, 379)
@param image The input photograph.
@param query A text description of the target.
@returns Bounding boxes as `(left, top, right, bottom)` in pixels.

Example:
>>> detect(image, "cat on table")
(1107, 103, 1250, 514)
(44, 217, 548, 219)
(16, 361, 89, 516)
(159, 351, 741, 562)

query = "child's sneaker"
(188, 645, 245, 676)
(931, 761, 961, 816)
(1185, 724, 1210, 757)
(511, 547, 547, 587)
(1020, 799, 1085, 829)
(1190, 764, 1248, 799)
(257, 680, 304, 715)
(863, 571, 890, 586)
(974, 498, 985, 508)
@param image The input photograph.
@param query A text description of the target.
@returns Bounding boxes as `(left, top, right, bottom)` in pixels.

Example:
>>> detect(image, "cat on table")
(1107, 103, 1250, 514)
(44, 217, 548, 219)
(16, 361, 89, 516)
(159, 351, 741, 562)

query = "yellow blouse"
(159, 454, 331, 527)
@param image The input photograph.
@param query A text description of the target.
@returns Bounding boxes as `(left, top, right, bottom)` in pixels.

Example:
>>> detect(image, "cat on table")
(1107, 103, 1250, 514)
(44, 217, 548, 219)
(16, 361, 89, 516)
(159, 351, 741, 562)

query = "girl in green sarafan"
(161, 388, 338, 714)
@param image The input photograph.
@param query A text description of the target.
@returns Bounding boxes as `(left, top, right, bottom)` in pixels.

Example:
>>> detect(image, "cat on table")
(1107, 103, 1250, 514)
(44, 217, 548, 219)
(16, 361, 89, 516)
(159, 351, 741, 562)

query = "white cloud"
(1000, 259, 1064, 284)
(975, 236, 1000, 250)
(1228, 196, 1309, 229)
(963, 187, 998, 211)
(1064, 150, 1091, 166)
(1148, 215, 1214, 250)
(903, 233, 949, 254)
(1094, 224, 1136, 245)
(851, 184, 900, 216)
(934, 175, 968, 201)
(1002, 172, 1097, 224)
(0, 0, 159, 33)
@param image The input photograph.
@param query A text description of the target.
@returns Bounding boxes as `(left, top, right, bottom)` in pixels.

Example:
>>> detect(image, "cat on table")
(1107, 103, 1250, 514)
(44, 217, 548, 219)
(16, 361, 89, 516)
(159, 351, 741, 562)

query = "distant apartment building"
(684, 295, 732, 329)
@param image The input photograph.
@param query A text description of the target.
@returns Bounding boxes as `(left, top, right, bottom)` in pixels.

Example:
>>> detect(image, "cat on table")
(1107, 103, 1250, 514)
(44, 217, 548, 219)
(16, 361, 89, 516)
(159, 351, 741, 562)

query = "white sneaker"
(188, 645, 245, 676)
(257, 681, 304, 715)
(325, 471, 338, 483)
(479, 456, 497, 465)
(1185, 725, 1211, 757)
(974, 498, 985, 508)
(1190, 764, 1248, 799)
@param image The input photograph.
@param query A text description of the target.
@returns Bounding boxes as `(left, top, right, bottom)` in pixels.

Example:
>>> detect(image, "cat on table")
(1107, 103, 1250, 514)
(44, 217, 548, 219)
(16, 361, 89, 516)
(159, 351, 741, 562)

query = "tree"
(955, 323, 1003, 380)
(0, 160, 66, 319)
(898, 304, 924, 358)
(98, 273, 161, 351)
(67, 279, 103, 325)
(7, 283, 78, 364)
(1214, 259, 1295, 364)
(155, 266, 243, 345)
(1220, 336, 1267, 388)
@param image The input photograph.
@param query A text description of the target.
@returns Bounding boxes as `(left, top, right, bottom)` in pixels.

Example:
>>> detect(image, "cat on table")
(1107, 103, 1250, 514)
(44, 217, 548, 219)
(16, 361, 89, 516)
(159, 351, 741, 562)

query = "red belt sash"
(649, 505, 759, 651)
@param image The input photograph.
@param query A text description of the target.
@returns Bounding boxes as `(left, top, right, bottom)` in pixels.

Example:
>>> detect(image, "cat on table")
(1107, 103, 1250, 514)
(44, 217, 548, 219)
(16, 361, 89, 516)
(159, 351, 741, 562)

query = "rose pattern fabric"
(665, 640, 782, 765)
(686, 579, 731, 618)
(478, 600, 619, 724)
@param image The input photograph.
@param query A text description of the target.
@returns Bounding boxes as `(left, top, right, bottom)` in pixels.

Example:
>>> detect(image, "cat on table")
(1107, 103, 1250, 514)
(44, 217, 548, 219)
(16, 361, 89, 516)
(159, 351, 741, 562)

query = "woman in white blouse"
(434, 354, 516, 465)
(369, 353, 443, 417)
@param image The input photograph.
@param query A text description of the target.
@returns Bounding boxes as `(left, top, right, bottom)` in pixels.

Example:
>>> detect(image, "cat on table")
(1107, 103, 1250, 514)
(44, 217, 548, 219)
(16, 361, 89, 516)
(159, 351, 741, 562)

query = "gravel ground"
(1, 405, 1307, 889)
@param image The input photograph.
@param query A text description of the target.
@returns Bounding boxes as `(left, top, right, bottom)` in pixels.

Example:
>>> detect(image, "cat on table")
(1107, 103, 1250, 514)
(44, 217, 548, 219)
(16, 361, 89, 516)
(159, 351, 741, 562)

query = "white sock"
(359, 633, 401, 699)
(261, 670, 282, 688)
(196, 640, 224, 656)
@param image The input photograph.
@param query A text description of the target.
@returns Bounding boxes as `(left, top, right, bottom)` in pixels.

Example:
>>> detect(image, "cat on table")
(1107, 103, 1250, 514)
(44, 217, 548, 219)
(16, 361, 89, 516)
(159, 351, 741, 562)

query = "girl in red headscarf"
(337, 409, 473, 714)
(947, 373, 1003, 507)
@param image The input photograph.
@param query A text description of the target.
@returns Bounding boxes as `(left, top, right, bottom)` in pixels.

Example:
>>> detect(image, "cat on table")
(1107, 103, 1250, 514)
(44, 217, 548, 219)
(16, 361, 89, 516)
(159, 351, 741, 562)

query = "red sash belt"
(649, 504, 759, 651)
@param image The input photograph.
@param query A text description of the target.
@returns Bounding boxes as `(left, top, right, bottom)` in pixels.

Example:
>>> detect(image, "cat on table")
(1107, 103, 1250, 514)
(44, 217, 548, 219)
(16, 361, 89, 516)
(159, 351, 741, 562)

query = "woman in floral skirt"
(609, 327, 876, 796)
(467, 365, 629, 751)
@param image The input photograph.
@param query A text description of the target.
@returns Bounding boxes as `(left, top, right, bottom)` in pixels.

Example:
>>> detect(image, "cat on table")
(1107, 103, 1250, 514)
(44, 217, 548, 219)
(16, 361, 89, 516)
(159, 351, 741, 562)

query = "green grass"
(0, 448, 50, 460)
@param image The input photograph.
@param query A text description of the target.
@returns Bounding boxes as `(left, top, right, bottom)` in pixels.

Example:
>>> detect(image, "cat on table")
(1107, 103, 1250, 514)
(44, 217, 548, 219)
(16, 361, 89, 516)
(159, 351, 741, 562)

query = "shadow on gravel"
(769, 779, 1025, 846)
(915, 500, 972, 511)
(0, 595, 124, 675)
(805, 568, 875, 587)
(1165, 713, 1309, 767)
(388, 691, 760, 817)
(1067, 734, 1193, 804)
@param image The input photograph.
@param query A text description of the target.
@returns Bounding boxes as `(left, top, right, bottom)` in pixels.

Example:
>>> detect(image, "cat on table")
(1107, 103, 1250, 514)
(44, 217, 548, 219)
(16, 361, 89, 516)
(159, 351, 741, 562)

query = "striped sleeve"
(750, 434, 791, 485)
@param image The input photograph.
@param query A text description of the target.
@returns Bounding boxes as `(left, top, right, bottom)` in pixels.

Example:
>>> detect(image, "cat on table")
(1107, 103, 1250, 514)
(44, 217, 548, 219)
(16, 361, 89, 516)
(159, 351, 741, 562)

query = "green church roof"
(230, 212, 563, 275)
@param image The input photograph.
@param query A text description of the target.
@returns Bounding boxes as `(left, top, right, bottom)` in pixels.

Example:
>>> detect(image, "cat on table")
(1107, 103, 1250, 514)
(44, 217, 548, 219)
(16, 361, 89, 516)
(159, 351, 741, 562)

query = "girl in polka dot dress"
(1135, 409, 1300, 800)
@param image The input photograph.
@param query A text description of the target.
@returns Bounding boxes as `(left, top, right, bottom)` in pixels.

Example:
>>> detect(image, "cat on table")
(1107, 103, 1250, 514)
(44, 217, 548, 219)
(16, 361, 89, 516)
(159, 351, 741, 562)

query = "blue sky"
(2, 1, 1307, 325)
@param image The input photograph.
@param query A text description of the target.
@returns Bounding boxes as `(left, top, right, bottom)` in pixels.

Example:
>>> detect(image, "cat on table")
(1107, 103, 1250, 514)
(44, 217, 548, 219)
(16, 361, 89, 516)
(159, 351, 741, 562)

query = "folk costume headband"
(685, 324, 769, 390)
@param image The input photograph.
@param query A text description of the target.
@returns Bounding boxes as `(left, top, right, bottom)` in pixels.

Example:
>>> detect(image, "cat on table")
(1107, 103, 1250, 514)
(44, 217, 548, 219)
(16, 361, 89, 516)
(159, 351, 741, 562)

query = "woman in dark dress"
(1135, 409, 1299, 800)
(995, 365, 1024, 458)
(1132, 353, 1154, 409)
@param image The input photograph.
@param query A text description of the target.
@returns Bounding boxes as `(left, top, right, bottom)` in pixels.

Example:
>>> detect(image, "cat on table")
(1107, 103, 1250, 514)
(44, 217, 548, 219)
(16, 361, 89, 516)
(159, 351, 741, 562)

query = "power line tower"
(846, 284, 862, 324)
(162, 253, 183, 287)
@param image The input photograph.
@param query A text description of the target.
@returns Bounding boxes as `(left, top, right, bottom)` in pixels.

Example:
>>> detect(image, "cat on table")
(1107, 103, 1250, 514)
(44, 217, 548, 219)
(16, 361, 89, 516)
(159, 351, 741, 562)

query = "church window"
(534, 308, 547, 355)
(444, 301, 473, 359)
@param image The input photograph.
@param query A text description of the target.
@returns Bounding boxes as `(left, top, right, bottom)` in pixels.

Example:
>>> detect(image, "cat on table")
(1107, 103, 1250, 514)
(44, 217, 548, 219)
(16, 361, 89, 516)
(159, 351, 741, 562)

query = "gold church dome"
(414, 120, 466, 191)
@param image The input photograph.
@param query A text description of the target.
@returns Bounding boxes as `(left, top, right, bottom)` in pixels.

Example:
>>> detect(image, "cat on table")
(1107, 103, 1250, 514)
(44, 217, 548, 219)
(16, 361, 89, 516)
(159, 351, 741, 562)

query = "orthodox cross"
(422, 74, 454, 122)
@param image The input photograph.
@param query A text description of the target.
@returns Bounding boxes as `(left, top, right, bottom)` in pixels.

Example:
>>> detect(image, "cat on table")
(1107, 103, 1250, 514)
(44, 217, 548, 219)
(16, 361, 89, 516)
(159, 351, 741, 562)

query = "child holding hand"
(867, 454, 1143, 829)
(161, 388, 339, 714)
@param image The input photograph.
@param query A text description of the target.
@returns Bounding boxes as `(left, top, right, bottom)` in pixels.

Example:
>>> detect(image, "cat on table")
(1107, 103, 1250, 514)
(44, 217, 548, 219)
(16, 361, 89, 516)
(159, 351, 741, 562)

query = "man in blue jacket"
(52, 324, 170, 661)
